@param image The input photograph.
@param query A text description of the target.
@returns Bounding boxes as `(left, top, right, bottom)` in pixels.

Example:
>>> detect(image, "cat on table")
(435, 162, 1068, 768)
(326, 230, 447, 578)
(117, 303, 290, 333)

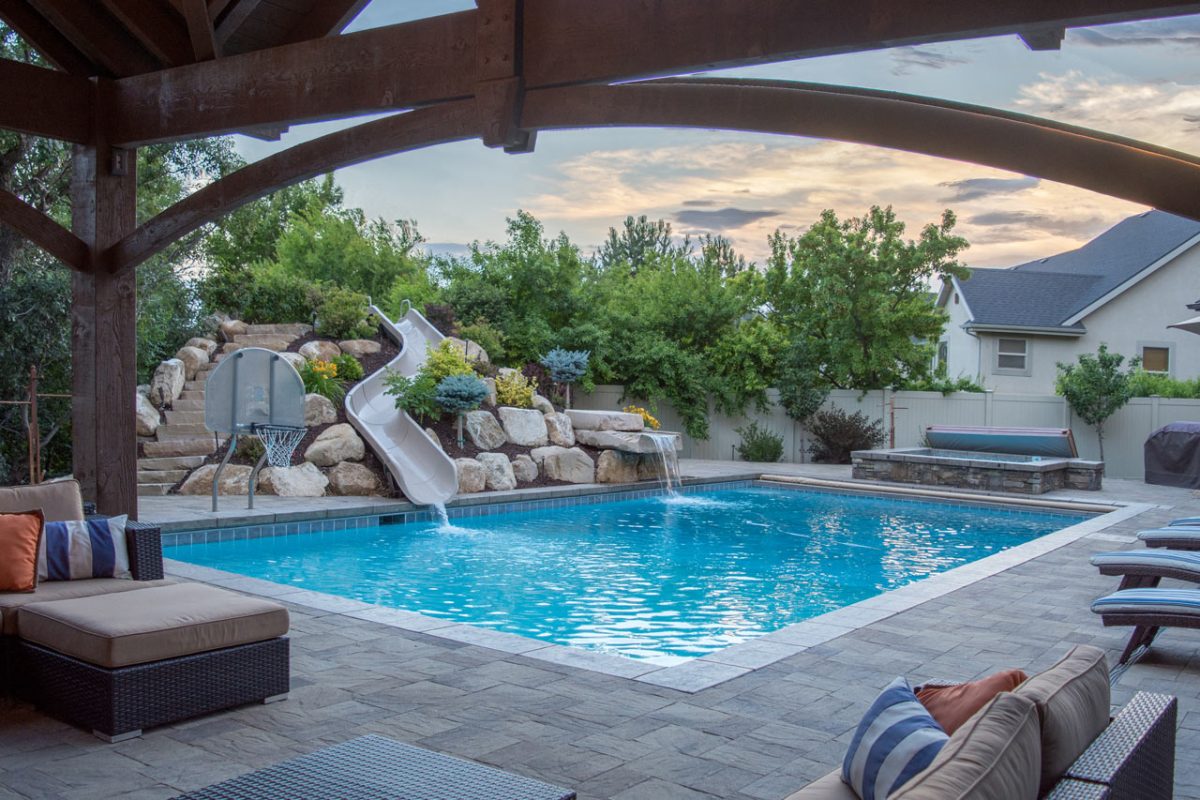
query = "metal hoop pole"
(212, 433, 238, 512)
(248, 435, 268, 510)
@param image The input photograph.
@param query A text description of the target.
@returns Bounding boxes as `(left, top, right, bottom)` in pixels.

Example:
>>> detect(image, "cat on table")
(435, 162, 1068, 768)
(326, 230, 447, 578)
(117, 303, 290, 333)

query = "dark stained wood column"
(70, 100, 138, 518)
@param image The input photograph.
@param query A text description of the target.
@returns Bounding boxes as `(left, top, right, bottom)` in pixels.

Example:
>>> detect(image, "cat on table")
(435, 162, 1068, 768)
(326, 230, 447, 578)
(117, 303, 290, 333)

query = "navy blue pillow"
(843, 677, 948, 800)
(38, 515, 130, 581)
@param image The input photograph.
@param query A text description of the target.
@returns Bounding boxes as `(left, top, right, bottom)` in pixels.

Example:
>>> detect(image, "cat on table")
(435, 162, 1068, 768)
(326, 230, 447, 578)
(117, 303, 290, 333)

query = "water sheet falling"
(646, 432, 681, 495)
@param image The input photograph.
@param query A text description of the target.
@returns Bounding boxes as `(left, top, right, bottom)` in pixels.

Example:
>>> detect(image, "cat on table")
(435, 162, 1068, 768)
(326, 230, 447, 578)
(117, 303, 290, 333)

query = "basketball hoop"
(252, 423, 306, 468)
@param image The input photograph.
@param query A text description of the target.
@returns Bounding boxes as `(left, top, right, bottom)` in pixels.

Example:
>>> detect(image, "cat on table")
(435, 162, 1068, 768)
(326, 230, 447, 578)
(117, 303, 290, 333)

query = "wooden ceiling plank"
(97, 0, 193, 67)
(207, 0, 234, 18)
(277, 0, 370, 46)
(26, 0, 160, 75)
(215, 0, 262, 46)
(181, 0, 218, 60)
(0, 0, 98, 74)
(0, 58, 91, 141)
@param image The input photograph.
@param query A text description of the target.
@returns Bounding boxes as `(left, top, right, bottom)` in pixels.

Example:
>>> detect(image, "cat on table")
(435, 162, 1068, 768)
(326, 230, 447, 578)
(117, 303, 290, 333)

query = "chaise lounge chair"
(1092, 549, 1200, 589)
(1092, 588, 1200, 663)
(1137, 527, 1200, 549)
(1168, 516, 1200, 526)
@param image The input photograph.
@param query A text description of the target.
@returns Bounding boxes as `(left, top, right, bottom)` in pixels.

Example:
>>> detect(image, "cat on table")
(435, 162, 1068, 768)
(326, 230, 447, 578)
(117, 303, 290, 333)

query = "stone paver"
(3, 468, 1199, 798)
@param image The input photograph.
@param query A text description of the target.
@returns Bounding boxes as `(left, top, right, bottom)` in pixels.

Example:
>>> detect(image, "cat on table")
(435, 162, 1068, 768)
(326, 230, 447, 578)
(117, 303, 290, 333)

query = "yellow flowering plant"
(301, 358, 346, 402)
(624, 405, 660, 430)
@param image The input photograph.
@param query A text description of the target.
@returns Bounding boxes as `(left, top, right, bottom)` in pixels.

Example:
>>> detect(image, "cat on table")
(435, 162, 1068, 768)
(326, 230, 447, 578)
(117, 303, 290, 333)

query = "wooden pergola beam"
(0, 0, 97, 75)
(181, 0, 218, 61)
(106, 0, 1200, 146)
(521, 79, 1200, 221)
(277, 0, 370, 47)
(0, 188, 89, 270)
(25, 0, 160, 76)
(97, 0, 194, 67)
(0, 58, 91, 142)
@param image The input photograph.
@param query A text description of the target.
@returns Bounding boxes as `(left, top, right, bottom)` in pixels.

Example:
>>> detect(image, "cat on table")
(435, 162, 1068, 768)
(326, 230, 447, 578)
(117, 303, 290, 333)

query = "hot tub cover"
(1145, 422, 1200, 488)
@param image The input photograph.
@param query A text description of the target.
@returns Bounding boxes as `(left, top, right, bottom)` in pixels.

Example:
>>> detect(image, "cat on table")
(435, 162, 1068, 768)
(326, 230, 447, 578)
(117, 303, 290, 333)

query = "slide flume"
(345, 305, 458, 507)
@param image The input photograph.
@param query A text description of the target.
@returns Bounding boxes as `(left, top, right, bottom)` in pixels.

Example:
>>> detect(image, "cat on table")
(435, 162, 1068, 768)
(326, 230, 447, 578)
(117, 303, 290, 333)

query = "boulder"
(530, 446, 565, 467)
(498, 407, 548, 447)
(304, 422, 364, 466)
(542, 447, 595, 484)
(259, 462, 328, 497)
(179, 463, 252, 496)
(497, 367, 519, 380)
(511, 454, 538, 483)
(327, 461, 382, 496)
(186, 337, 219, 358)
(482, 377, 497, 407)
(638, 454, 667, 481)
(565, 409, 644, 432)
(218, 318, 248, 341)
(134, 392, 160, 436)
(220, 341, 244, 355)
(338, 339, 381, 358)
(545, 412, 575, 447)
(304, 393, 338, 426)
(446, 336, 489, 365)
(278, 352, 307, 372)
(200, 312, 229, 338)
(299, 340, 342, 362)
(597, 450, 640, 484)
(455, 458, 486, 494)
(477, 452, 517, 491)
(464, 410, 506, 450)
(425, 427, 444, 452)
(149, 359, 186, 407)
(574, 429, 681, 454)
(175, 345, 208, 380)
(136, 383, 150, 397)
(532, 394, 554, 415)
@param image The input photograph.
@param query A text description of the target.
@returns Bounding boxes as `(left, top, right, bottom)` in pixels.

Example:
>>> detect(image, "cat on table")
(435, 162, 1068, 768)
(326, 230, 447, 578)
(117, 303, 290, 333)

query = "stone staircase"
(136, 323, 311, 496)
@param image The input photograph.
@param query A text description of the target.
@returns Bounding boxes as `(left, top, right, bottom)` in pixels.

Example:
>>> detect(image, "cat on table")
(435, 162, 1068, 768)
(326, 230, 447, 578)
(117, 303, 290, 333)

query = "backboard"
(205, 347, 305, 434)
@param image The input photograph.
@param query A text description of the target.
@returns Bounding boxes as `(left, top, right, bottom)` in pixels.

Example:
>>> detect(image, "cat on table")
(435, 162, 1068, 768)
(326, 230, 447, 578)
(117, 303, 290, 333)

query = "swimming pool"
(165, 485, 1084, 664)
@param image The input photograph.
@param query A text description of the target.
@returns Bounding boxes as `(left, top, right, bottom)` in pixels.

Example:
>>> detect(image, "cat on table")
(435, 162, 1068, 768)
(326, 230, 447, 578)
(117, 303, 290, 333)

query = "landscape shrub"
(236, 437, 266, 462)
(495, 371, 536, 408)
(435, 374, 490, 447)
(316, 286, 375, 339)
(735, 421, 783, 463)
(807, 408, 885, 463)
(899, 375, 985, 394)
(1128, 370, 1200, 398)
(458, 319, 505, 364)
(383, 371, 439, 422)
(239, 266, 323, 325)
(521, 362, 556, 400)
(540, 348, 590, 408)
(332, 353, 364, 382)
(422, 303, 459, 336)
(424, 339, 476, 383)
(301, 359, 345, 402)
(624, 405, 660, 430)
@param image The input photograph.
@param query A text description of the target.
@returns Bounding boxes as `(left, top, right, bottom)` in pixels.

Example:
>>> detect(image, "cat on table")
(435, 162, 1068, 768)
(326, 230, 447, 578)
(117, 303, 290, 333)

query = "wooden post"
(71, 99, 139, 518)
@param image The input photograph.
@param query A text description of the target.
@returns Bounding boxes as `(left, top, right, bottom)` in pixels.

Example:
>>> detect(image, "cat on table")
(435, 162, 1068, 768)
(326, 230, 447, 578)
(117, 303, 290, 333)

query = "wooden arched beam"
(521, 79, 1200, 222)
(110, 100, 479, 272)
(0, 188, 88, 271)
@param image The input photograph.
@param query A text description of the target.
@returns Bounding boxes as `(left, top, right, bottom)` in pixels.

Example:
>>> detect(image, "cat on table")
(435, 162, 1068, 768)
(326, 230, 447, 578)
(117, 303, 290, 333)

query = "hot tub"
(851, 447, 1103, 494)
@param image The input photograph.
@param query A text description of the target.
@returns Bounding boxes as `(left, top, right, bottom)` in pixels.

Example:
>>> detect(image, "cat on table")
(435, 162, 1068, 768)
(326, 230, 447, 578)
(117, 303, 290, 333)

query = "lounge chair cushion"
(842, 677, 948, 800)
(1092, 587, 1200, 616)
(0, 577, 175, 635)
(1092, 549, 1200, 576)
(16, 582, 288, 668)
(0, 479, 84, 523)
(916, 669, 1028, 734)
(1013, 645, 1110, 795)
(783, 771, 859, 800)
(891, 692, 1041, 800)
(0, 510, 44, 593)
(1138, 528, 1200, 549)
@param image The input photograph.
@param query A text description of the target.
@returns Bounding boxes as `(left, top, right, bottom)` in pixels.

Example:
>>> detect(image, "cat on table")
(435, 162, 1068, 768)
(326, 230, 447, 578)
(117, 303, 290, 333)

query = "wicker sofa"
(787, 646, 1176, 800)
(1, 481, 290, 741)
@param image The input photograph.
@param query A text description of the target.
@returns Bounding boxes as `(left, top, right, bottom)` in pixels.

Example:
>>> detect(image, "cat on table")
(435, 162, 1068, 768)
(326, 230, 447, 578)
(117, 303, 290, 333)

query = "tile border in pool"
(161, 481, 1153, 693)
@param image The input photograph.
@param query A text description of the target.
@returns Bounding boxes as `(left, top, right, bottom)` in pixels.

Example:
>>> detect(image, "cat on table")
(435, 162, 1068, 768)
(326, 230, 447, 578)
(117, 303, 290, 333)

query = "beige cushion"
(0, 479, 84, 522)
(0, 577, 175, 635)
(784, 771, 859, 800)
(892, 692, 1041, 800)
(16, 583, 289, 668)
(1015, 645, 1110, 794)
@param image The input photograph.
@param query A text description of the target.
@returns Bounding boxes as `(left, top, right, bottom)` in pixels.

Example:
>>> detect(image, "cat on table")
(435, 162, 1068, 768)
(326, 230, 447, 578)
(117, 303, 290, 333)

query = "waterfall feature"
(432, 501, 451, 528)
(646, 432, 681, 495)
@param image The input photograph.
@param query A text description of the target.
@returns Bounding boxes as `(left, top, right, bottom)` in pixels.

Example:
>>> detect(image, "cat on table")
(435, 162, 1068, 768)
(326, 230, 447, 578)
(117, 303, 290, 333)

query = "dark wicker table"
(173, 735, 575, 800)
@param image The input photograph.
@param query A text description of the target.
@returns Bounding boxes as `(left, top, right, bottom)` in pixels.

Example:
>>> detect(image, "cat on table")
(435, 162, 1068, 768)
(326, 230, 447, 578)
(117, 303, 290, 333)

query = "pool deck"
(4, 460, 1200, 799)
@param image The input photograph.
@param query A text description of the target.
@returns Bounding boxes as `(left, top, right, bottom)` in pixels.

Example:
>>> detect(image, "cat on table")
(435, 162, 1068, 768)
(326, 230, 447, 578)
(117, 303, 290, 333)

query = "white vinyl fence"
(572, 386, 1200, 480)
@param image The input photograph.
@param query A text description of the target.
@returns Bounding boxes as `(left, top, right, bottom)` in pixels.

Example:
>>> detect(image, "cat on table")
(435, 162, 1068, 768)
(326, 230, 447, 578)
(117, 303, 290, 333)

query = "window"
(995, 338, 1028, 372)
(1141, 345, 1171, 374)
(936, 341, 949, 369)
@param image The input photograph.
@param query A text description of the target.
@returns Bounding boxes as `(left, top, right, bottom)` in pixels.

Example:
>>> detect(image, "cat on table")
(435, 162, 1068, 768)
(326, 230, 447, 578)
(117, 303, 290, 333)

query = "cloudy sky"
(235, 4, 1200, 269)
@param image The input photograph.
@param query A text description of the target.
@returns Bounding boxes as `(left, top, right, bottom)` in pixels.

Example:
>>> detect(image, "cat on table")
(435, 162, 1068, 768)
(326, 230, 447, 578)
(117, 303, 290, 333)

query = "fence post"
(984, 389, 994, 427)
(1150, 395, 1161, 432)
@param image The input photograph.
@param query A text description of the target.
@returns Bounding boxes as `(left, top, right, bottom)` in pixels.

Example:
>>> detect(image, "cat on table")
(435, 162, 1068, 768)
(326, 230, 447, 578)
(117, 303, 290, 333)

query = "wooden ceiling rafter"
(0, 0, 98, 74)
(277, 0, 371, 47)
(213, 0, 261, 47)
(97, 0, 193, 67)
(25, 0, 160, 76)
(181, 0, 218, 60)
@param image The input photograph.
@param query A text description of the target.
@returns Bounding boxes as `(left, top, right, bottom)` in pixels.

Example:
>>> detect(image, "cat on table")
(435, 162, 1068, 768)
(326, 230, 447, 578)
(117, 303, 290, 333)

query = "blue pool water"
(165, 487, 1083, 663)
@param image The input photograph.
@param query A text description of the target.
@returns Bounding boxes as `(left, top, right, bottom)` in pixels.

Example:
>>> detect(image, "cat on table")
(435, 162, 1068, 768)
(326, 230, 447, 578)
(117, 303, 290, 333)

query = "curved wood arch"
(521, 79, 1200, 221)
(111, 100, 479, 272)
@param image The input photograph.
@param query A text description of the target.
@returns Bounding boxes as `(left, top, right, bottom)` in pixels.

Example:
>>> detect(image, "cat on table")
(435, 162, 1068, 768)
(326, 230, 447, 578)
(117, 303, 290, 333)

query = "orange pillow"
(917, 668, 1028, 734)
(0, 509, 44, 593)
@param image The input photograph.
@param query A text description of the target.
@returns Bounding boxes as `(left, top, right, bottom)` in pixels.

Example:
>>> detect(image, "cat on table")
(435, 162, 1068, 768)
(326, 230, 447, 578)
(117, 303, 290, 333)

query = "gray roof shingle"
(956, 211, 1200, 330)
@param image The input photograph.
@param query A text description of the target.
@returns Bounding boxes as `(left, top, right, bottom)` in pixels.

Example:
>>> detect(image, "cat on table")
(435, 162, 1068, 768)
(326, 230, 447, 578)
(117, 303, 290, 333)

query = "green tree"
(596, 215, 687, 275)
(1056, 344, 1139, 461)
(765, 206, 968, 390)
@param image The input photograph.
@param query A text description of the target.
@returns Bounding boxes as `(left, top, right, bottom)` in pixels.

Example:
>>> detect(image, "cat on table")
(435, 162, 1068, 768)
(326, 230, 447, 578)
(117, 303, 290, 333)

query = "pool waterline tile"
(161, 483, 1151, 694)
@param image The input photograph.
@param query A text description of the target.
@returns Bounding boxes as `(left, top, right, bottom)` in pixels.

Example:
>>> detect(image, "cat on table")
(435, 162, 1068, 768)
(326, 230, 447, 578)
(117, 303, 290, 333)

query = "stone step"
(157, 423, 211, 439)
(173, 399, 205, 411)
(178, 390, 205, 401)
(231, 333, 299, 349)
(138, 455, 207, 471)
(184, 380, 208, 392)
(165, 410, 205, 425)
(246, 323, 312, 337)
(143, 438, 216, 457)
(137, 483, 173, 497)
(138, 469, 189, 484)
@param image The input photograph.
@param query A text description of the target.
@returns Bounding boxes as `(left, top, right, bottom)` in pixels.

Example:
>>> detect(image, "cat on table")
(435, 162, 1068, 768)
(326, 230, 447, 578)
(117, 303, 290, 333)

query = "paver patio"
(2, 462, 1198, 799)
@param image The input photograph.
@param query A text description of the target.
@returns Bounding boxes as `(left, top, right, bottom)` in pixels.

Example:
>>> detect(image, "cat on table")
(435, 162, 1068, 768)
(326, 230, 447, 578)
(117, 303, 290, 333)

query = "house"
(935, 210, 1200, 394)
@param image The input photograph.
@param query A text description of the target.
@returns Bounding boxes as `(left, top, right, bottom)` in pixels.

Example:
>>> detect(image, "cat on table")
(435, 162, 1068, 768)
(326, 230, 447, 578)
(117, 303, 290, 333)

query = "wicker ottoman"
(15, 583, 290, 741)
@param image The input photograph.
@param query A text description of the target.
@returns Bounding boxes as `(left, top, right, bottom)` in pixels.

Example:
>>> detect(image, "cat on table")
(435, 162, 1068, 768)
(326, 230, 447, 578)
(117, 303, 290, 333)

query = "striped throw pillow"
(843, 677, 949, 800)
(38, 515, 131, 581)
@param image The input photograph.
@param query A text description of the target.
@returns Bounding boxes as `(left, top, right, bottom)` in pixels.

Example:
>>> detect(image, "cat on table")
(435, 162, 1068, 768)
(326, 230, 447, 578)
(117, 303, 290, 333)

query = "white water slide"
(345, 304, 458, 506)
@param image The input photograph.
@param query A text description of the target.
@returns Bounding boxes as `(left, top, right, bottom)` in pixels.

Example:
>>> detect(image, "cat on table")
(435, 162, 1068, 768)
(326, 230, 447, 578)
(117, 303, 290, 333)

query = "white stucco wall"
(938, 281, 981, 382)
(971, 243, 1200, 394)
